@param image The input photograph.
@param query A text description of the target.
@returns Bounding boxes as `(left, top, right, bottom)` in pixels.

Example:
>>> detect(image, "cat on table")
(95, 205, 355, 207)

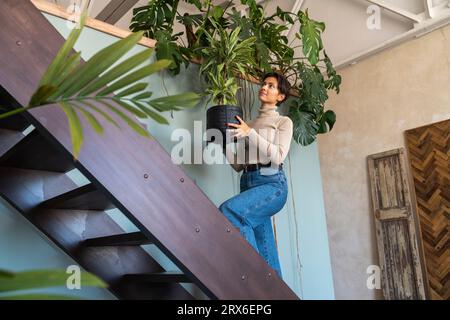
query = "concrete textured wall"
(318, 25, 450, 299)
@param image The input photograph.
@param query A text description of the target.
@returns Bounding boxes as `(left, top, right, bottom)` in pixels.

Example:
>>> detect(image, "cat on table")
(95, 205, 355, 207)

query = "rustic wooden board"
(368, 148, 427, 299)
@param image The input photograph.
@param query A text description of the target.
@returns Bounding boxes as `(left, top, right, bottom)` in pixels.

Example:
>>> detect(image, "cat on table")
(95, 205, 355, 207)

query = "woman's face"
(258, 76, 285, 105)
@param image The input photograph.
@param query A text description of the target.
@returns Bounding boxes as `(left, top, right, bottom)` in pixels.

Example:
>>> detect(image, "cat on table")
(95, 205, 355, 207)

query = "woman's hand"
(227, 115, 252, 139)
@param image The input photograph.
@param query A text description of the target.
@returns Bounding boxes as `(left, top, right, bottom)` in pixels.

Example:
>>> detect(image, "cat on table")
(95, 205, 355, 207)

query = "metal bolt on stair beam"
(226, 228, 231, 233)
(180, 178, 184, 183)
(144, 173, 149, 179)
(16, 40, 22, 46)
(241, 275, 246, 280)
(195, 227, 200, 233)
(268, 272, 272, 277)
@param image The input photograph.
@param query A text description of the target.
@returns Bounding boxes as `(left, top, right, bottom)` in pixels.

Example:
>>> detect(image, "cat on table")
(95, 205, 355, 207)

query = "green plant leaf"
(29, 85, 58, 107)
(78, 101, 120, 129)
(60, 102, 83, 158)
(97, 101, 150, 137)
(133, 92, 153, 100)
(133, 101, 169, 124)
(79, 48, 154, 97)
(116, 83, 148, 97)
(112, 98, 148, 118)
(299, 10, 325, 65)
(0, 294, 80, 300)
(0, 107, 28, 120)
(148, 92, 200, 110)
(98, 59, 172, 96)
(0, 270, 14, 278)
(155, 30, 184, 74)
(318, 109, 336, 134)
(0, 269, 106, 292)
(55, 31, 145, 99)
(289, 101, 319, 146)
(324, 52, 342, 93)
(38, 12, 86, 88)
(78, 107, 104, 134)
(54, 52, 82, 88)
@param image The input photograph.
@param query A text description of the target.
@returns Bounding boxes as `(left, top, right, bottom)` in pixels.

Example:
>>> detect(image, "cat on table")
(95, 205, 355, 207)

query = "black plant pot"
(206, 105, 243, 146)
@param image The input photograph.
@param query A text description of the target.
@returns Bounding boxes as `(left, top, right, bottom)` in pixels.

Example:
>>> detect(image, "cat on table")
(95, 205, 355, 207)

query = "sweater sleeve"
(247, 116, 293, 165)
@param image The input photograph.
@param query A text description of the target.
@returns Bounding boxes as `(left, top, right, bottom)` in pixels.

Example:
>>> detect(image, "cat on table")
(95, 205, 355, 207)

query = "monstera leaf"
(288, 101, 320, 146)
(298, 10, 325, 65)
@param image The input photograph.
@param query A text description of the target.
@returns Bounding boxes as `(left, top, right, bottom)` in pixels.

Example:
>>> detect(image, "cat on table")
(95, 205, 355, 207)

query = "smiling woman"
(219, 72, 293, 279)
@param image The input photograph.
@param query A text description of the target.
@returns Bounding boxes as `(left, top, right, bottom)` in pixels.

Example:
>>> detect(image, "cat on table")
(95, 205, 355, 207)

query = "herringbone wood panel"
(406, 119, 450, 300)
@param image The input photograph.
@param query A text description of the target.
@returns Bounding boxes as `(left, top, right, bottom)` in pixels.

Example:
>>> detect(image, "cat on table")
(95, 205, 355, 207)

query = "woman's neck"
(258, 103, 279, 117)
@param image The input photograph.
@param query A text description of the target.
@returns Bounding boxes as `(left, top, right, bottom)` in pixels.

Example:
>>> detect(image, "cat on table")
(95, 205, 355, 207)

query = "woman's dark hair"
(262, 72, 291, 106)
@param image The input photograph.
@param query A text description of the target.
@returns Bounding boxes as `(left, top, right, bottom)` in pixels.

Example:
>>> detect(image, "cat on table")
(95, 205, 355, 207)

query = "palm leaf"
(60, 102, 83, 158)
(29, 85, 58, 107)
(97, 101, 150, 137)
(148, 92, 200, 110)
(78, 101, 120, 129)
(0, 269, 106, 293)
(0, 107, 29, 120)
(79, 48, 154, 97)
(55, 31, 145, 99)
(38, 12, 86, 88)
(78, 107, 104, 134)
(1, 294, 79, 300)
(133, 101, 168, 124)
(112, 98, 147, 118)
(116, 83, 148, 97)
(0, 270, 14, 278)
(54, 52, 82, 87)
(98, 59, 172, 96)
(133, 92, 153, 100)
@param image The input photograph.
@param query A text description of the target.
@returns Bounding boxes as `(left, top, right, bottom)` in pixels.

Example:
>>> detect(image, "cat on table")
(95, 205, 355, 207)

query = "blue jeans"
(219, 169, 288, 278)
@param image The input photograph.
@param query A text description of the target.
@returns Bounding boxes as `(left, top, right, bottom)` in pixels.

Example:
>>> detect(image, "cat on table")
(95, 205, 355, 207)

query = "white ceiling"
(52, 0, 450, 68)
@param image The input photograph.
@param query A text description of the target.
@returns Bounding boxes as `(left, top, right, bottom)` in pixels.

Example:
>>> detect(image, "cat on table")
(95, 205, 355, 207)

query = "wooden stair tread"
(0, 130, 74, 173)
(0, 129, 25, 158)
(0, 166, 83, 212)
(123, 271, 192, 283)
(82, 232, 152, 247)
(40, 183, 115, 211)
(28, 208, 194, 300)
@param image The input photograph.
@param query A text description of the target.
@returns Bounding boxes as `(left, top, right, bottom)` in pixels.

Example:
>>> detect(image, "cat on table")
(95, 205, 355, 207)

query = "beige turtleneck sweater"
(225, 105, 293, 172)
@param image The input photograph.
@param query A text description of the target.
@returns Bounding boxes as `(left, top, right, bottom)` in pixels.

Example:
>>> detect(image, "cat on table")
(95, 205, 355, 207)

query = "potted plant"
(195, 19, 256, 145)
(130, 0, 342, 146)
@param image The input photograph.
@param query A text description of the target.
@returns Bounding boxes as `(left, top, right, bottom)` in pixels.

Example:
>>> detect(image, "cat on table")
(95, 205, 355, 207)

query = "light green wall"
(0, 14, 335, 300)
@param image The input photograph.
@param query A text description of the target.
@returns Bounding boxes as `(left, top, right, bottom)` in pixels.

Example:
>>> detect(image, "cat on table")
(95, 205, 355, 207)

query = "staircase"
(0, 0, 298, 300)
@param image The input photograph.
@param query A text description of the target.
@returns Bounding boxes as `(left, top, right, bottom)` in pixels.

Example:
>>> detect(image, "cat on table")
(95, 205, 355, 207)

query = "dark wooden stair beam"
(0, 86, 30, 132)
(40, 183, 115, 211)
(123, 272, 192, 283)
(0, 129, 26, 158)
(0, 129, 74, 173)
(0, 115, 30, 133)
(82, 232, 152, 247)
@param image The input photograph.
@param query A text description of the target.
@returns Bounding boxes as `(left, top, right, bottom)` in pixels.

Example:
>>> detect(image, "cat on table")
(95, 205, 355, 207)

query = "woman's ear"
(277, 93, 286, 102)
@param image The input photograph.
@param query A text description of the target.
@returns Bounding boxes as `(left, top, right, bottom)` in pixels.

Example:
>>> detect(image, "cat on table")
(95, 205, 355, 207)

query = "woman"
(219, 72, 293, 278)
